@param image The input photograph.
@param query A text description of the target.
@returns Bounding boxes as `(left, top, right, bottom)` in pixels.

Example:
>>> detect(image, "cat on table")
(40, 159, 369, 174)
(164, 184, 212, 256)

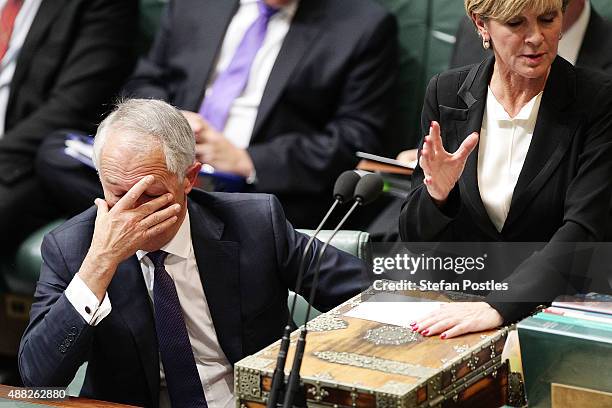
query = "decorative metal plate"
(236, 370, 261, 399)
(379, 380, 416, 395)
(508, 371, 527, 407)
(307, 311, 349, 332)
(313, 351, 438, 379)
(453, 344, 469, 354)
(311, 371, 334, 381)
(364, 325, 420, 345)
(237, 355, 274, 371)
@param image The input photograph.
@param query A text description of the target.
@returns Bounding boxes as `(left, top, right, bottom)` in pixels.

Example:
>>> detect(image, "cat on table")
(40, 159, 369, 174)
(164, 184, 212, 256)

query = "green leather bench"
(376, 0, 466, 150)
(592, 0, 612, 19)
(2, 220, 66, 295)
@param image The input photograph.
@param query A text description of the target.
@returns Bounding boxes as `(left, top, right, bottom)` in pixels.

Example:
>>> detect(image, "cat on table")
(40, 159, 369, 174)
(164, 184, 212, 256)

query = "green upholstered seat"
(592, 0, 612, 20)
(376, 0, 466, 150)
(296, 229, 371, 262)
(3, 220, 65, 295)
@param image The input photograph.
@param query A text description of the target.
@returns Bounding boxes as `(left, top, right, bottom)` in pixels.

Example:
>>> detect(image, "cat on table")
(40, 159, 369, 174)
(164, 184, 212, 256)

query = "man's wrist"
(77, 250, 119, 302)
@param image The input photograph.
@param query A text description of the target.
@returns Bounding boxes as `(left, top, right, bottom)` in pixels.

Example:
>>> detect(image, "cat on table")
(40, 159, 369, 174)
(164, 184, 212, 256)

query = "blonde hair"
(465, 0, 569, 22)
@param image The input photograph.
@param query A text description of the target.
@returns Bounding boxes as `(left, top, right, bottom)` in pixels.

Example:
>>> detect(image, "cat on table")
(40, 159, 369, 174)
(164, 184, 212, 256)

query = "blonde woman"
(401, 0, 612, 338)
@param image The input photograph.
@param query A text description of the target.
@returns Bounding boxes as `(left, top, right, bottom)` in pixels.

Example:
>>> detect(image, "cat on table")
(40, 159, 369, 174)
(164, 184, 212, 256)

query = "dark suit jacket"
(400, 55, 612, 323)
(18, 190, 365, 407)
(124, 0, 398, 228)
(0, 0, 138, 184)
(450, 9, 612, 75)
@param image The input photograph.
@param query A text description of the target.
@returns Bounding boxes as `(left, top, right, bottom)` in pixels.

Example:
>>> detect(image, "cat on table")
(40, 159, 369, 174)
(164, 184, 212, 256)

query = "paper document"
(345, 300, 446, 327)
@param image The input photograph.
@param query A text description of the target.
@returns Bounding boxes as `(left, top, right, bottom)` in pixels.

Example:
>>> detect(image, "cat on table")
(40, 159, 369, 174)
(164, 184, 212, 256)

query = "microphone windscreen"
(333, 171, 361, 203)
(354, 173, 384, 205)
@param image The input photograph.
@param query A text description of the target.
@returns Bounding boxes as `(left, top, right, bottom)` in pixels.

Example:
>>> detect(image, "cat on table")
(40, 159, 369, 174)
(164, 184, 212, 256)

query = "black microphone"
(282, 173, 384, 408)
(266, 170, 361, 408)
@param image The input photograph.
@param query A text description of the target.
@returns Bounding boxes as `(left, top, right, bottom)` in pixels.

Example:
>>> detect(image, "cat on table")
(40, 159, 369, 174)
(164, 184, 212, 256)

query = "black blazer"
(450, 9, 612, 75)
(0, 0, 138, 184)
(400, 56, 612, 322)
(124, 0, 398, 228)
(19, 190, 365, 407)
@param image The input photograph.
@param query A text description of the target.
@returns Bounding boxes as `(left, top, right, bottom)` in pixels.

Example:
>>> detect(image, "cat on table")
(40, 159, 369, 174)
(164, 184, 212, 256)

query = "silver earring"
(483, 38, 491, 49)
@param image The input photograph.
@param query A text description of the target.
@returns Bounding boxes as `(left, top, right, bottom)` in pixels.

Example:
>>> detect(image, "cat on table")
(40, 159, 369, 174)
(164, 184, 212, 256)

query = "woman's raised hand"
(420, 121, 479, 205)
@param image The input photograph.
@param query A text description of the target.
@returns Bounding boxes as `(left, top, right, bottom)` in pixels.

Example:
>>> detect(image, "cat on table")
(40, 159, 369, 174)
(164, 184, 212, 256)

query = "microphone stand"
(266, 200, 340, 408)
(282, 200, 362, 408)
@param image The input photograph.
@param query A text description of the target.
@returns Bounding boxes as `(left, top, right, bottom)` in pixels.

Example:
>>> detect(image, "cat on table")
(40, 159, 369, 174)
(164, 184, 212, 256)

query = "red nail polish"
(412, 326, 418, 331)
(423, 330, 430, 336)
(409, 322, 416, 326)
(440, 333, 447, 339)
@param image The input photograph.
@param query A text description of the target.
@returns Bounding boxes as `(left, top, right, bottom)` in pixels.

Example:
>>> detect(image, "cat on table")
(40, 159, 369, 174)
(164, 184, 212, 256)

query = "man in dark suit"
(35, 0, 398, 229)
(0, 0, 138, 249)
(19, 99, 364, 407)
(450, 0, 612, 74)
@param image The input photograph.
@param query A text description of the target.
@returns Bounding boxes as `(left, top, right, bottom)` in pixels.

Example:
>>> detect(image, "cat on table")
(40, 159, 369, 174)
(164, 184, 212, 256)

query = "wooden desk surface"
(0, 384, 139, 407)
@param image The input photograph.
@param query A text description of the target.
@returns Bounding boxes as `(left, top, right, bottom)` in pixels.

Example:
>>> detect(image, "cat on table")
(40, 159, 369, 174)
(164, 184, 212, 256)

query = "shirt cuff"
(65, 274, 112, 326)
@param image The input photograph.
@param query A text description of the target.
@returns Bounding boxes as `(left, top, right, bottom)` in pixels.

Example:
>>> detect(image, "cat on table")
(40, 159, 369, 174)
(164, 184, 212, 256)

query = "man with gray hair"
(18, 99, 364, 408)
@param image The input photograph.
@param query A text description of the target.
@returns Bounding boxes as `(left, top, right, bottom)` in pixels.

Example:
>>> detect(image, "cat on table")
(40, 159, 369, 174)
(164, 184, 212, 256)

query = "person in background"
(450, 0, 612, 73)
(400, 0, 612, 337)
(19, 99, 365, 408)
(35, 0, 399, 229)
(0, 0, 138, 249)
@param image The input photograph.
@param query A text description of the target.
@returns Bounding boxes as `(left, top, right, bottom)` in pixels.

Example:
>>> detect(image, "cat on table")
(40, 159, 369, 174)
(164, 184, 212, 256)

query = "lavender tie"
(148, 250, 207, 408)
(200, 0, 279, 131)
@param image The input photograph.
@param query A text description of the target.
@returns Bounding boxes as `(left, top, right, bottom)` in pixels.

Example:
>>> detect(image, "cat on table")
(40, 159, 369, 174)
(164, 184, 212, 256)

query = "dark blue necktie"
(148, 250, 208, 408)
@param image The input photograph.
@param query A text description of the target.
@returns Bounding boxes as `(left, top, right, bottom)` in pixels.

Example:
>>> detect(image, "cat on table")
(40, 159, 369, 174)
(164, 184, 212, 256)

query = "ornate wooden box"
(235, 291, 519, 408)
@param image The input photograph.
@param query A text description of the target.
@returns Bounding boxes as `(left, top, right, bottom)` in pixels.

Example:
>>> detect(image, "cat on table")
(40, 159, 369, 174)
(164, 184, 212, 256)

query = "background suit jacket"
(124, 0, 398, 228)
(400, 56, 612, 323)
(449, 10, 612, 75)
(0, 0, 138, 184)
(18, 190, 365, 407)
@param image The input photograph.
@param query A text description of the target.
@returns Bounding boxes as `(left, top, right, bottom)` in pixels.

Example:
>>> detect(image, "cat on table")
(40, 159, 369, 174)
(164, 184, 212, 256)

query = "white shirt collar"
(136, 207, 192, 262)
(486, 87, 543, 122)
(558, 0, 591, 65)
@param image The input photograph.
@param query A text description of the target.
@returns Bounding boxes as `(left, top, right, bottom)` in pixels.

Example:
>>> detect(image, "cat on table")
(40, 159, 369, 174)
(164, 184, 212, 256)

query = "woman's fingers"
(411, 310, 445, 333)
(455, 132, 479, 161)
(429, 121, 445, 154)
(413, 302, 504, 339)
(421, 319, 456, 336)
(424, 136, 436, 160)
(440, 323, 470, 339)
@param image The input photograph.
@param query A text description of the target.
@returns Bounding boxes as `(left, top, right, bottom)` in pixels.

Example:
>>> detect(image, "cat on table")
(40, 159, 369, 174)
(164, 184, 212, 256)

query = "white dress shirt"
(204, 0, 298, 148)
(66, 209, 234, 408)
(0, 0, 42, 136)
(558, 0, 590, 65)
(477, 87, 543, 232)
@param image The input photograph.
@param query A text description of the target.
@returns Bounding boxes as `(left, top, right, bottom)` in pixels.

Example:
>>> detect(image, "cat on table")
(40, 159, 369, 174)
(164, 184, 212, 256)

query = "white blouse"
(477, 87, 543, 232)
